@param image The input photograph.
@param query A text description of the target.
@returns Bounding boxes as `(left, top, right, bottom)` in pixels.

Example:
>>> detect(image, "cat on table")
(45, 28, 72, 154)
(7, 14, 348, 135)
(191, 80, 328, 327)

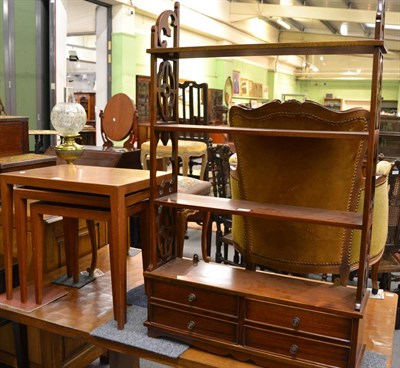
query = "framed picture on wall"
(136, 75, 151, 123)
(241, 78, 249, 97)
(208, 88, 223, 122)
(232, 70, 241, 95)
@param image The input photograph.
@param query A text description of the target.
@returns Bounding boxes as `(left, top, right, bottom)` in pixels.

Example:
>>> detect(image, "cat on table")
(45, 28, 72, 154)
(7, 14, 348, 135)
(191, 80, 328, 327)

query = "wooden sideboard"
(0, 116, 29, 157)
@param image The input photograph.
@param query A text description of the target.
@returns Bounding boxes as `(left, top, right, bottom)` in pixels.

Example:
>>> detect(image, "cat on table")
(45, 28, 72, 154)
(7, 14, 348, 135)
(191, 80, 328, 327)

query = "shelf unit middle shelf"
(155, 193, 363, 229)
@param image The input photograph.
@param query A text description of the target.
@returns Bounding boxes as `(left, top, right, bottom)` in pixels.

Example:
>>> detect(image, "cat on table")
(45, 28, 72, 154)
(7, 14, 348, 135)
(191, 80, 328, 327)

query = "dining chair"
(140, 81, 209, 180)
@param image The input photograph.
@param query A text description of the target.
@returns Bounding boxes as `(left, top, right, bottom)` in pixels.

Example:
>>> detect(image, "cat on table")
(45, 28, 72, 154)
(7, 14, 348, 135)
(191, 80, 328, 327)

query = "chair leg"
(176, 208, 197, 258)
(201, 212, 211, 262)
(371, 261, 380, 295)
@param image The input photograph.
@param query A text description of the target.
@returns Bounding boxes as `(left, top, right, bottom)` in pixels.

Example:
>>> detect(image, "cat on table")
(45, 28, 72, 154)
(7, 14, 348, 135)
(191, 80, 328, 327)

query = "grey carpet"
(362, 350, 387, 368)
(126, 283, 147, 308)
(91, 284, 388, 366)
(90, 305, 190, 358)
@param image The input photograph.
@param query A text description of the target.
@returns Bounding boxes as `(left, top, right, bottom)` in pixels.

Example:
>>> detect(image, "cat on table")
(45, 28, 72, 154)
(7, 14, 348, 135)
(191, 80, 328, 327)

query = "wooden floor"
(0, 246, 398, 368)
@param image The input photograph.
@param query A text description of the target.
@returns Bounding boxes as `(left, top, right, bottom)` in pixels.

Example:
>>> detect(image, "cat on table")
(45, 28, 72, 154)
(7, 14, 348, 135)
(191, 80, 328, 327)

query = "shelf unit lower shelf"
(155, 193, 363, 229)
(144, 258, 366, 368)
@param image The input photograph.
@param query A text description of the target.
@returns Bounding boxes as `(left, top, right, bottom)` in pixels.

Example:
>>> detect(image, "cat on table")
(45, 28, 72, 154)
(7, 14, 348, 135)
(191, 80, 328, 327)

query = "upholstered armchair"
(229, 100, 387, 289)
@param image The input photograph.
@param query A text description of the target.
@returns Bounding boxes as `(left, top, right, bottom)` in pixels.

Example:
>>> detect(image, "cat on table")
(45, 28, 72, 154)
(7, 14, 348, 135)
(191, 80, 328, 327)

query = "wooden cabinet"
(74, 92, 96, 145)
(0, 116, 29, 157)
(74, 92, 96, 123)
(323, 97, 342, 111)
(144, 2, 385, 367)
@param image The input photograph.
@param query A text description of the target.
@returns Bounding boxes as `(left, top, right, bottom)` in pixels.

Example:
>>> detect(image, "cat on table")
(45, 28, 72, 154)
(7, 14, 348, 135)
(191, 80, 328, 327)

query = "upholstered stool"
(140, 140, 208, 180)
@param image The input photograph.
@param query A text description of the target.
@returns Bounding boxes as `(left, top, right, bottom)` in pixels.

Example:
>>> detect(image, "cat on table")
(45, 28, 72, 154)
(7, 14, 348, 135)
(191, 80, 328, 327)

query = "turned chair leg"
(371, 261, 380, 295)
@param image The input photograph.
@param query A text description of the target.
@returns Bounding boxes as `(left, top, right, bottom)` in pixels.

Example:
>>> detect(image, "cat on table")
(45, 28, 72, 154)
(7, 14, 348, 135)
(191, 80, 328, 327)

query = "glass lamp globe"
(50, 102, 87, 164)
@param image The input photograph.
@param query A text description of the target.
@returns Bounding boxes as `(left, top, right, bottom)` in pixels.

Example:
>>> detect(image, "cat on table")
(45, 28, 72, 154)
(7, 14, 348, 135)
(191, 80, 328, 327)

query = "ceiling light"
(68, 50, 79, 62)
(276, 18, 291, 30)
(340, 23, 348, 36)
(341, 69, 361, 76)
(365, 23, 400, 30)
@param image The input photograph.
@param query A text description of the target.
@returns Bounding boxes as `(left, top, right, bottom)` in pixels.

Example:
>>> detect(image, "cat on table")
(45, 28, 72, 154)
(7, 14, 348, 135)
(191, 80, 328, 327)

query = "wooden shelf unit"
(144, 1, 386, 367)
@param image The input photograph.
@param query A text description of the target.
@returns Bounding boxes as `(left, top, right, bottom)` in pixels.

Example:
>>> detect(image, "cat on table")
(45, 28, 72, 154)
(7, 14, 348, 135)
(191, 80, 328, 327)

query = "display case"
(379, 115, 400, 160)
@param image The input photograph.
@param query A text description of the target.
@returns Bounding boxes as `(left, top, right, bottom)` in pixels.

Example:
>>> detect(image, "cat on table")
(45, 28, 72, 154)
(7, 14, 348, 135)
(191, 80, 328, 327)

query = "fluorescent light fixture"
(276, 18, 291, 30)
(341, 69, 361, 76)
(366, 23, 400, 30)
(340, 23, 348, 36)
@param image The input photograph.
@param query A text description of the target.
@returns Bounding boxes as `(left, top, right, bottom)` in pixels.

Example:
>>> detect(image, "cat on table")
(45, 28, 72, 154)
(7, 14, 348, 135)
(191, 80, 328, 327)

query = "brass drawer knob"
(187, 321, 196, 330)
(188, 293, 196, 303)
(291, 316, 301, 327)
(289, 344, 299, 355)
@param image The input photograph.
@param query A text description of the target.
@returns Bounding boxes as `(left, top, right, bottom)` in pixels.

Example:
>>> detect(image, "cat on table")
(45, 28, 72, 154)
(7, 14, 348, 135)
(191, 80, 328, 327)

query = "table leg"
(108, 350, 140, 368)
(86, 219, 98, 275)
(30, 204, 45, 304)
(1, 181, 14, 299)
(63, 218, 80, 282)
(14, 191, 28, 303)
(109, 192, 128, 329)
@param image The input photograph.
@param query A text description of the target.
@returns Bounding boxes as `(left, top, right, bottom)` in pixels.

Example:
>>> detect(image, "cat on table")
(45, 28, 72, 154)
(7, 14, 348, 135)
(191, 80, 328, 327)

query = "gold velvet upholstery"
(230, 100, 375, 284)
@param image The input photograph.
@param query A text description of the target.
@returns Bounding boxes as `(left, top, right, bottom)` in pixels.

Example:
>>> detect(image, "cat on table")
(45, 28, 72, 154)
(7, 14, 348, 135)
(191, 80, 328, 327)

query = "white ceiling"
(65, 0, 400, 79)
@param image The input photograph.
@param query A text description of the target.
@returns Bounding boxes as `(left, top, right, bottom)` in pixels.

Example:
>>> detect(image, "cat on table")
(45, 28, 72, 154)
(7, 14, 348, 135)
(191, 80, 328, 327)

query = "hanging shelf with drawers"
(143, 2, 386, 367)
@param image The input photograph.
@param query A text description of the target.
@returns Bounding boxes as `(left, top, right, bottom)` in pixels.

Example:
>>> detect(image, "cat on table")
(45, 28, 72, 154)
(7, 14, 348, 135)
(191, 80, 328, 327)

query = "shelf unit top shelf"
(154, 123, 370, 139)
(147, 40, 386, 59)
(155, 193, 363, 229)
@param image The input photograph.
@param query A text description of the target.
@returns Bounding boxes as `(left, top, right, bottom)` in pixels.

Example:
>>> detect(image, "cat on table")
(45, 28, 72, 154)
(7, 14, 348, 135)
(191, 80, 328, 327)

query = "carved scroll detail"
(151, 2, 180, 49)
(156, 206, 175, 260)
(157, 61, 176, 123)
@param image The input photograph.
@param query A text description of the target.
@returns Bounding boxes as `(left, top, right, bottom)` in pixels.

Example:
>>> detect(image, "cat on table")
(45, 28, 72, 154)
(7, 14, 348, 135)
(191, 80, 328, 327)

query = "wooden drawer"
(244, 326, 350, 368)
(150, 304, 238, 343)
(150, 279, 239, 317)
(245, 299, 352, 341)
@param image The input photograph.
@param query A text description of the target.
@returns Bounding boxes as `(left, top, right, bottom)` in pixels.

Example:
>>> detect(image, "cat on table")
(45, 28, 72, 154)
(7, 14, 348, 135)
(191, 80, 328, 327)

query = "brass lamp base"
(54, 135, 84, 164)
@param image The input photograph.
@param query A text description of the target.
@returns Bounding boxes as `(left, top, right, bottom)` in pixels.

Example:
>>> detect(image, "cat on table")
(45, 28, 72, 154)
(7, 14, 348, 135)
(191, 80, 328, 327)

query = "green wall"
(0, 0, 38, 149)
(14, 1, 37, 130)
(0, 0, 4, 104)
(112, 32, 136, 98)
(298, 79, 400, 108)
(273, 72, 298, 100)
